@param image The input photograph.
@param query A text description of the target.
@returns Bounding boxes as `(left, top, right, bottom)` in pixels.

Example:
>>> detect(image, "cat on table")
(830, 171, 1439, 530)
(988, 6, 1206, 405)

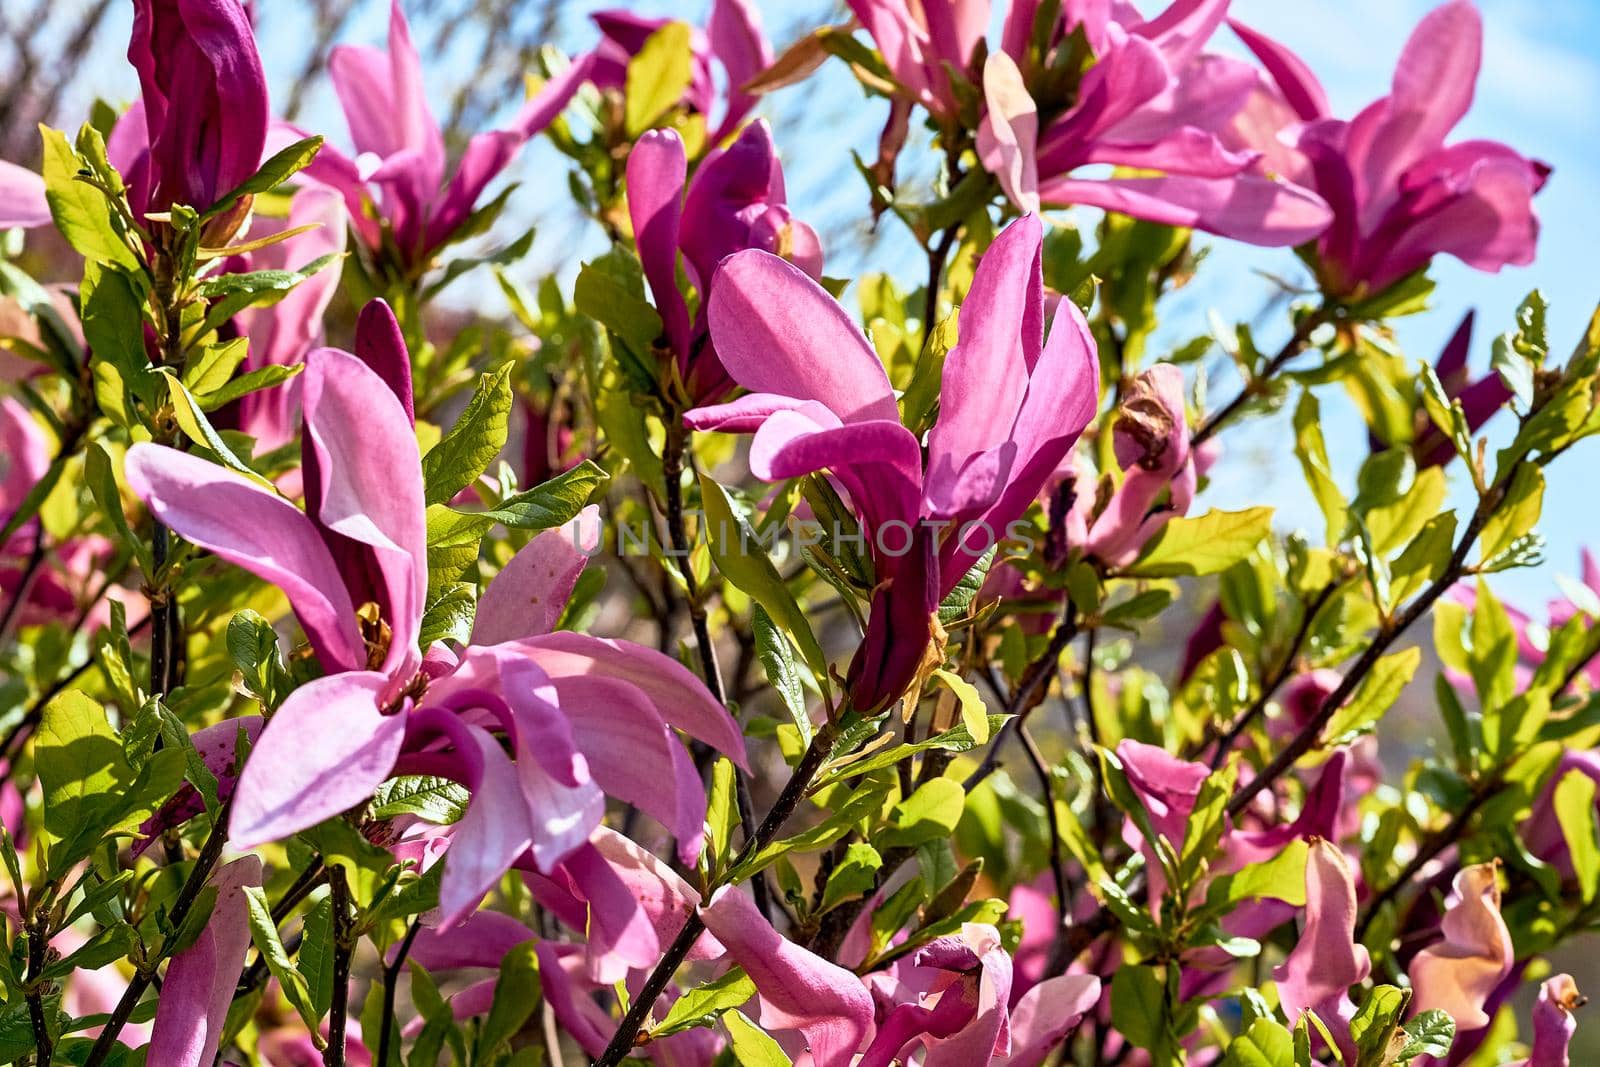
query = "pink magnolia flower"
(1229, 0, 1549, 298)
(840, 0, 1329, 244)
(1508, 974, 1583, 1067)
(1064, 364, 1196, 566)
(126, 312, 742, 923)
(147, 855, 262, 1066)
(589, 0, 772, 147)
(125, 0, 268, 232)
(858, 922, 1101, 1067)
(686, 213, 1099, 711)
(1275, 838, 1370, 1062)
(629, 121, 824, 405)
(303, 1, 593, 272)
(1409, 862, 1513, 1031)
(0, 160, 48, 229)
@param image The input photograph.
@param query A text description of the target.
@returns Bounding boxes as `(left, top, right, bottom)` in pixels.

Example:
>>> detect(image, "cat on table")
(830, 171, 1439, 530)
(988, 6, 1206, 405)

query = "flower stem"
(324, 864, 355, 1067)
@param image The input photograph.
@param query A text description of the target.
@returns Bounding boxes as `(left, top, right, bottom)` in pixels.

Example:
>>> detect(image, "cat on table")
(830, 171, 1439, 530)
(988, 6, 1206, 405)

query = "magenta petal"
(708, 249, 899, 423)
(1527, 974, 1582, 1067)
(0, 160, 49, 228)
(1039, 173, 1332, 247)
(147, 855, 261, 1067)
(535, 942, 613, 1058)
(927, 214, 1041, 492)
(428, 721, 539, 925)
(683, 392, 814, 434)
(700, 886, 874, 1066)
(353, 299, 416, 424)
(1409, 862, 1513, 1031)
(1228, 19, 1329, 122)
(301, 347, 427, 676)
(519, 631, 748, 770)
(922, 925, 1015, 1067)
(229, 671, 406, 848)
(706, 0, 773, 140)
(977, 53, 1040, 215)
(124, 443, 366, 672)
(473, 505, 600, 644)
(626, 129, 693, 360)
(1002, 975, 1102, 1067)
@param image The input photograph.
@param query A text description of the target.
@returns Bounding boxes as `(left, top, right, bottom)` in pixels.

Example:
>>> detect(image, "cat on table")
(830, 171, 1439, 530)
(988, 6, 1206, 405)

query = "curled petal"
(1409, 862, 1513, 1031)
(700, 885, 874, 1066)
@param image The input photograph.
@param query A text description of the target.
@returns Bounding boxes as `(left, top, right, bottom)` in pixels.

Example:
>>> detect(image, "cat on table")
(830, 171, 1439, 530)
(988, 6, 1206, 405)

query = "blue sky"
(62, 0, 1600, 609)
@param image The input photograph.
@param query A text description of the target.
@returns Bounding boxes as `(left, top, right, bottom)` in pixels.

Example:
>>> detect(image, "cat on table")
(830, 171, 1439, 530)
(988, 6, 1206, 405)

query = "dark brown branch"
(325, 864, 355, 1067)
(375, 919, 422, 1067)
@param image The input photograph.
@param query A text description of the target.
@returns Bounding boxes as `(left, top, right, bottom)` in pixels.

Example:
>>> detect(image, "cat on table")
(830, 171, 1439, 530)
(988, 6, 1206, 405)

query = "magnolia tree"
(0, 0, 1595, 1064)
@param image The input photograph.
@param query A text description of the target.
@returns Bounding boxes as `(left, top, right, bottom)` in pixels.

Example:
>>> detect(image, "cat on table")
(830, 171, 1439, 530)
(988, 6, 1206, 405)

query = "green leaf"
(205, 135, 324, 218)
(370, 776, 471, 825)
(652, 969, 756, 1038)
(1349, 984, 1410, 1067)
(722, 1009, 794, 1066)
(1293, 392, 1347, 545)
(85, 442, 154, 576)
(819, 843, 883, 913)
(298, 897, 336, 1018)
(1222, 1017, 1295, 1067)
(704, 758, 739, 874)
(425, 506, 493, 595)
(1554, 770, 1600, 903)
(699, 473, 828, 679)
(471, 459, 609, 530)
(877, 777, 965, 849)
(1479, 463, 1544, 566)
(730, 779, 891, 881)
(422, 363, 513, 506)
(753, 604, 812, 747)
(418, 583, 476, 648)
(1128, 507, 1274, 578)
(575, 247, 663, 356)
(931, 669, 989, 745)
(1395, 1010, 1454, 1064)
(1209, 838, 1308, 908)
(39, 125, 139, 269)
(161, 372, 267, 483)
(625, 22, 695, 136)
(80, 262, 153, 404)
(243, 885, 323, 1037)
(480, 942, 540, 1055)
(1325, 648, 1421, 744)
(1110, 965, 1166, 1052)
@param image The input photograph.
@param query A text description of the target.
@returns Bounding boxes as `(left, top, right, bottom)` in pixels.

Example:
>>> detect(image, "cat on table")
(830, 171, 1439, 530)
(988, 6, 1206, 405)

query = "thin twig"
(964, 602, 1082, 791)
(1198, 581, 1339, 769)
(325, 865, 355, 1067)
(26, 905, 53, 1066)
(1191, 307, 1333, 450)
(375, 919, 421, 1067)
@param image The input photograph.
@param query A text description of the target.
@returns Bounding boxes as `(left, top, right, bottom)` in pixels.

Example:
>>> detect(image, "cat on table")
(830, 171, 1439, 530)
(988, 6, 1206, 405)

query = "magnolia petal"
(1039, 172, 1332, 247)
(1409, 862, 1513, 1031)
(301, 347, 427, 676)
(700, 885, 874, 1067)
(1274, 839, 1371, 1024)
(229, 671, 405, 848)
(708, 249, 899, 423)
(147, 855, 262, 1067)
(977, 53, 1041, 215)
(626, 129, 693, 360)
(519, 631, 749, 770)
(0, 160, 50, 229)
(1229, 19, 1330, 122)
(473, 505, 601, 644)
(124, 443, 366, 672)
(1002, 975, 1102, 1067)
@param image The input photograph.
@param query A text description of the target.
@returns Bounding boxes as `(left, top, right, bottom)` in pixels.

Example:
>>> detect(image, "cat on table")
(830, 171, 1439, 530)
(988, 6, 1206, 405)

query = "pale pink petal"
(124, 444, 366, 672)
(1409, 862, 1513, 1031)
(1038, 172, 1332, 246)
(473, 505, 601, 644)
(1002, 975, 1102, 1067)
(147, 855, 262, 1067)
(1274, 839, 1370, 1032)
(229, 672, 406, 848)
(0, 160, 49, 228)
(408, 909, 533, 972)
